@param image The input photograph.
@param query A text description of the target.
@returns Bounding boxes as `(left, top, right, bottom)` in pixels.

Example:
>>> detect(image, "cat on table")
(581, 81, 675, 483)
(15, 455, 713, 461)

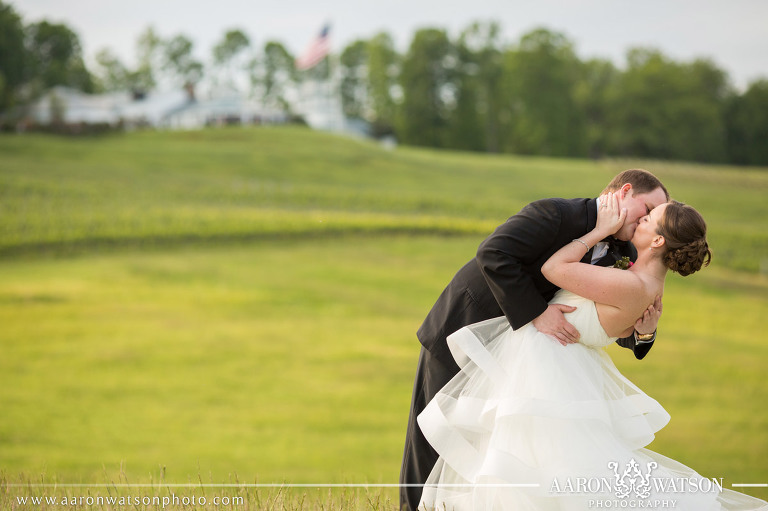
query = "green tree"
(339, 39, 369, 119)
(398, 28, 458, 148)
(607, 49, 729, 162)
(575, 58, 620, 158)
(212, 29, 250, 92)
(163, 34, 204, 88)
(500, 28, 585, 156)
(449, 21, 504, 152)
(25, 20, 94, 93)
(685, 58, 730, 162)
(726, 79, 768, 165)
(366, 32, 399, 137)
(130, 26, 163, 92)
(605, 49, 673, 158)
(446, 31, 484, 151)
(0, 1, 27, 111)
(253, 41, 297, 112)
(93, 48, 129, 92)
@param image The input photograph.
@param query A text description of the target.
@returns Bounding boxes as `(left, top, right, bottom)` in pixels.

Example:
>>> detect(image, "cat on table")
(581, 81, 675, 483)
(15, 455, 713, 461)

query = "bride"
(417, 194, 767, 510)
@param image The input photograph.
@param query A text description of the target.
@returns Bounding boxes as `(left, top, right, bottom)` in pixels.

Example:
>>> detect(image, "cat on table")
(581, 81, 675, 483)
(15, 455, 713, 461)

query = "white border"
(6, 483, 539, 488)
(5, 483, 766, 488)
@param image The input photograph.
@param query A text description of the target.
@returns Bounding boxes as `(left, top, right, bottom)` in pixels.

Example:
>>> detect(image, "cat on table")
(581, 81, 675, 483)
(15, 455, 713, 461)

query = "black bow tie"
(601, 236, 629, 248)
(591, 236, 630, 267)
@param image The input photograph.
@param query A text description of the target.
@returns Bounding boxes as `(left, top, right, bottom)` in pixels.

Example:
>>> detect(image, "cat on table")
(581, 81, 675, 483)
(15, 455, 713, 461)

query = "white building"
(27, 86, 191, 128)
(25, 84, 369, 138)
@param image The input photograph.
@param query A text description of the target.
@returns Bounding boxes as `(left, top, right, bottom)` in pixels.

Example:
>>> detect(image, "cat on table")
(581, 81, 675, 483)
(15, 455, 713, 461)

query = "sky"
(12, 0, 768, 91)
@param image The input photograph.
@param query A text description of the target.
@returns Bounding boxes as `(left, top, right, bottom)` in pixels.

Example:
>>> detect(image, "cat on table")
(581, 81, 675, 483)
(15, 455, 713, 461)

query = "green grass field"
(1, 126, 767, 508)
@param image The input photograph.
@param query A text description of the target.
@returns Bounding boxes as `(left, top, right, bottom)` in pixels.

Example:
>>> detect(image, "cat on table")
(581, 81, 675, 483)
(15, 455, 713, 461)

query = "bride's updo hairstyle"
(656, 201, 712, 276)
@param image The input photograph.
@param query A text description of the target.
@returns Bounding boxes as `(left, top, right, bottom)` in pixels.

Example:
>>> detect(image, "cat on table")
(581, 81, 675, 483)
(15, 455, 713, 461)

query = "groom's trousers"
(399, 346, 460, 511)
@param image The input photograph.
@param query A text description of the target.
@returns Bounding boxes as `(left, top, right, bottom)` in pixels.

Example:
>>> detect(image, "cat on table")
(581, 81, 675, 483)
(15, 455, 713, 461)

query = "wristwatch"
(634, 330, 656, 343)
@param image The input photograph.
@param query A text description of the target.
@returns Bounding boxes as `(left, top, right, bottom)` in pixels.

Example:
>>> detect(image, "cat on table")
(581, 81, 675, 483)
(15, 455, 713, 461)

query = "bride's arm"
(541, 192, 642, 309)
(542, 246, 642, 308)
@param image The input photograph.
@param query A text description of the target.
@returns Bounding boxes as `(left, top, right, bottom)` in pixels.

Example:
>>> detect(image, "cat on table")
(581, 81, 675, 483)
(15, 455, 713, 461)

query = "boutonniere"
(613, 256, 633, 270)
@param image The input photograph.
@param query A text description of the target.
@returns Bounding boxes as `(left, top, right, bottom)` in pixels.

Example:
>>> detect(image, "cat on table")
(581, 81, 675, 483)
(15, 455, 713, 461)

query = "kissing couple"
(399, 169, 767, 510)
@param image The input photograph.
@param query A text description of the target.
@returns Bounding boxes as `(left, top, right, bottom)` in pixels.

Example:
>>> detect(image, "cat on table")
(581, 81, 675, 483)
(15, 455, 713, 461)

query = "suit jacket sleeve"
(475, 199, 563, 330)
(616, 334, 654, 360)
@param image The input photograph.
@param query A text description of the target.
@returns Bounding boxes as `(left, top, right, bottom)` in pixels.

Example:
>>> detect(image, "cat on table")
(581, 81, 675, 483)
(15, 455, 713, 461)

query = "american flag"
(295, 24, 331, 70)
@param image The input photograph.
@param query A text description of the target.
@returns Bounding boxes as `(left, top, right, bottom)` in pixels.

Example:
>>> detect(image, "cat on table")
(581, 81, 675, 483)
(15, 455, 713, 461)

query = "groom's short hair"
(602, 169, 670, 200)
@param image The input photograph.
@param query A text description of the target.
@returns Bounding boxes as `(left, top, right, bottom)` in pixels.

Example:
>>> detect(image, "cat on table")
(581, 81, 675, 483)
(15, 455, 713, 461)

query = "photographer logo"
(549, 458, 723, 508)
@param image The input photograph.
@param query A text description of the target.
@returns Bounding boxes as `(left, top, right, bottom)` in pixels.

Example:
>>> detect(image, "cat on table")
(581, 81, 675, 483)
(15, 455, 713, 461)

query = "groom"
(399, 169, 670, 511)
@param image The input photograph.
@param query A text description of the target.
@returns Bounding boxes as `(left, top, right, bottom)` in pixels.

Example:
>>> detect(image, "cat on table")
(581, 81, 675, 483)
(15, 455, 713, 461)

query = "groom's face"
(614, 185, 668, 241)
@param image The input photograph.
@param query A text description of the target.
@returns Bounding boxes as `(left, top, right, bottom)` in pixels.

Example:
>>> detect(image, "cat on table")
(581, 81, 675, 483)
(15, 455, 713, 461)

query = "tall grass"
(0, 472, 400, 510)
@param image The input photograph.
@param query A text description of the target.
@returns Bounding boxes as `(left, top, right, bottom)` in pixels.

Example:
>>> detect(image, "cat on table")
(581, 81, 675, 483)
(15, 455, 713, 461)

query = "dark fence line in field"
(0, 226, 487, 260)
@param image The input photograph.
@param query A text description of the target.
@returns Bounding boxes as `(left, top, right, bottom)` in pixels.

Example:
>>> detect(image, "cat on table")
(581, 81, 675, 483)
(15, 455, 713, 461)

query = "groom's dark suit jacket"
(417, 197, 653, 369)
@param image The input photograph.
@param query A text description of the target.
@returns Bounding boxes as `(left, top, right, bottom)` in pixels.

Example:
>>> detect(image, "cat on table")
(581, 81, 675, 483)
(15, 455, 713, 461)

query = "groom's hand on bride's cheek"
(532, 304, 581, 346)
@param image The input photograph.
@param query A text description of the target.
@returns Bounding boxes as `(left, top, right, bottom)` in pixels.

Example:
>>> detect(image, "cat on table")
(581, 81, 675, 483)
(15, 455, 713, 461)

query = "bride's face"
(632, 202, 669, 250)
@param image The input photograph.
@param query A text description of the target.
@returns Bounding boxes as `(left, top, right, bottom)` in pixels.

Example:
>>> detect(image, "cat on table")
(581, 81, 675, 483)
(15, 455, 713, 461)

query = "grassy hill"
(1, 126, 766, 271)
(1, 126, 766, 507)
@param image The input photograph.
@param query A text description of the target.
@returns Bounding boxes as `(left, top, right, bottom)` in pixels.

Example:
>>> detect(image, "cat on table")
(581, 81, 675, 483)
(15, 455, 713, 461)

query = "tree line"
(345, 24, 767, 166)
(1, 1, 766, 165)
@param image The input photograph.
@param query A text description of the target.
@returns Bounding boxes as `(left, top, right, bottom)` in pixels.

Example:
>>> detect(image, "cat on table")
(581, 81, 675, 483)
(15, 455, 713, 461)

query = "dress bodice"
(551, 289, 618, 348)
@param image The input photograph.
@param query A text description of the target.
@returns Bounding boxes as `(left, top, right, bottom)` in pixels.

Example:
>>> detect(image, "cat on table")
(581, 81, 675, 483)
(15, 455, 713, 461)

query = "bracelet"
(572, 238, 590, 251)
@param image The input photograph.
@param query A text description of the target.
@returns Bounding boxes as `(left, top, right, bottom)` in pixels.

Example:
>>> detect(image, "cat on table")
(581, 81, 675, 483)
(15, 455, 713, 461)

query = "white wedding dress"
(418, 290, 768, 510)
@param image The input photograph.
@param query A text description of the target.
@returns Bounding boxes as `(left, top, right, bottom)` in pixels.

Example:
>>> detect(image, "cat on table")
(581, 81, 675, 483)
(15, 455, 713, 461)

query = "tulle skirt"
(417, 316, 768, 510)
